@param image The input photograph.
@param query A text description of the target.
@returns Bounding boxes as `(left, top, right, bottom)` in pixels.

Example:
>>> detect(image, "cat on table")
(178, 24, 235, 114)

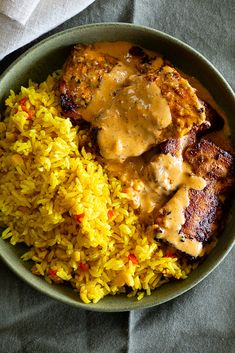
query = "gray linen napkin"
(0, 0, 234, 352)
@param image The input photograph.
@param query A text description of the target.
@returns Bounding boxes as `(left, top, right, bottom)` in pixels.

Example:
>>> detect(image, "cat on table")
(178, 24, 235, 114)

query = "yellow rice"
(0, 73, 195, 304)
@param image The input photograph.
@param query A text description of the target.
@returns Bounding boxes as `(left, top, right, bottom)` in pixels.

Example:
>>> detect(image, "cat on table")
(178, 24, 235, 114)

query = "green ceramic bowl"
(0, 23, 234, 312)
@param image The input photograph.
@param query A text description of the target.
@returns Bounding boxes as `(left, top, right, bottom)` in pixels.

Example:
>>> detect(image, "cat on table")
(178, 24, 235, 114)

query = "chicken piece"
(158, 100, 225, 150)
(196, 100, 224, 136)
(143, 133, 197, 196)
(59, 43, 156, 117)
(59, 43, 206, 161)
(181, 139, 234, 245)
(180, 184, 223, 244)
(59, 44, 117, 116)
(146, 65, 206, 136)
(155, 139, 235, 257)
(129, 47, 223, 136)
(128, 45, 164, 74)
(184, 139, 234, 181)
(120, 132, 199, 216)
(158, 130, 197, 157)
(95, 74, 173, 160)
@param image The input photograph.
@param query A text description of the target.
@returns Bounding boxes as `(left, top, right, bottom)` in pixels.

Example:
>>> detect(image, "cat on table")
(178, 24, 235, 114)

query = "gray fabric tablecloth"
(0, 1, 234, 352)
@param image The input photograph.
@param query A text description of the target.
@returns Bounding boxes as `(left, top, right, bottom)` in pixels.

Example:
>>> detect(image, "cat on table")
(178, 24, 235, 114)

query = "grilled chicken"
(182, 139, 234, 243)
(59, 43, 206, 161)
(59, 44, 117, 116)
(155, 139, 235, 257)
(184, 139, 234, 181)
(146, 65, 206, 135)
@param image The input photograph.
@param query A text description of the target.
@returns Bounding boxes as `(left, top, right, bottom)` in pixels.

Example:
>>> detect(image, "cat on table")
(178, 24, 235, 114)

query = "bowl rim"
(0, 22, 234, 312)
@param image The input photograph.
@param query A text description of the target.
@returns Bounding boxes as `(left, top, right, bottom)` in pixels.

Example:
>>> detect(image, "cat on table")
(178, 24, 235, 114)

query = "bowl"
(0, 23, 235, 312)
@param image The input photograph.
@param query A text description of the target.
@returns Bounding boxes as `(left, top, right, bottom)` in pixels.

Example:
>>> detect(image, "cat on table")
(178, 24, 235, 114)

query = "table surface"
(0, 1, 234, 352)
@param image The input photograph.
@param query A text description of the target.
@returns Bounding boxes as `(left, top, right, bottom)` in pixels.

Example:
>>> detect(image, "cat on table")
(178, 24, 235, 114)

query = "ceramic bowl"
(0, 23, 234, 312)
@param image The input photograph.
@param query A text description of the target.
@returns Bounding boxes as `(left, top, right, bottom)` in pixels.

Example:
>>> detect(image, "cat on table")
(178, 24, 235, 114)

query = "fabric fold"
(0, 0, 95, 60)
(0, 0, 40, 25)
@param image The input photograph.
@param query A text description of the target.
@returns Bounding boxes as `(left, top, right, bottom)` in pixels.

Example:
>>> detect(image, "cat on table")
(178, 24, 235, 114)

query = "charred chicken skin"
(155, 138, 234, 257)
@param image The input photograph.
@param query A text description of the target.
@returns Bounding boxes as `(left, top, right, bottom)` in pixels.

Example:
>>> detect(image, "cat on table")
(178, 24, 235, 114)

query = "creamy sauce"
(106, 131, 209, 256)
(110, 134, 200, 213)
(115, 146, 207, 256)
(78, 42, 170, 161)
(156, 178, 207, 257)
(98, 76, 172, 160)
(77, 42, 211, 162)
(80, 63, 135, 120)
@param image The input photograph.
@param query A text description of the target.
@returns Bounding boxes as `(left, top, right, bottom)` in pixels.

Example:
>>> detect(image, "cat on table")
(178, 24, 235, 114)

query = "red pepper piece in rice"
(128, 253, 138, 264)
(74, 213, 85, 223)
(19, 97, 34, 120)
(79, 262, 89, 271)
(19, 97, 28, 106)
(21, 106, 34, 120)
(107, 209, 114, 219)
(48, 268, 57, 277)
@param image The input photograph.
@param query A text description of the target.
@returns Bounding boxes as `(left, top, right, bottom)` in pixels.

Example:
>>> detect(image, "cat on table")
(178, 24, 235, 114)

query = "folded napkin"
(0, 0, 41, 25)
(0, 0, 95, 60)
